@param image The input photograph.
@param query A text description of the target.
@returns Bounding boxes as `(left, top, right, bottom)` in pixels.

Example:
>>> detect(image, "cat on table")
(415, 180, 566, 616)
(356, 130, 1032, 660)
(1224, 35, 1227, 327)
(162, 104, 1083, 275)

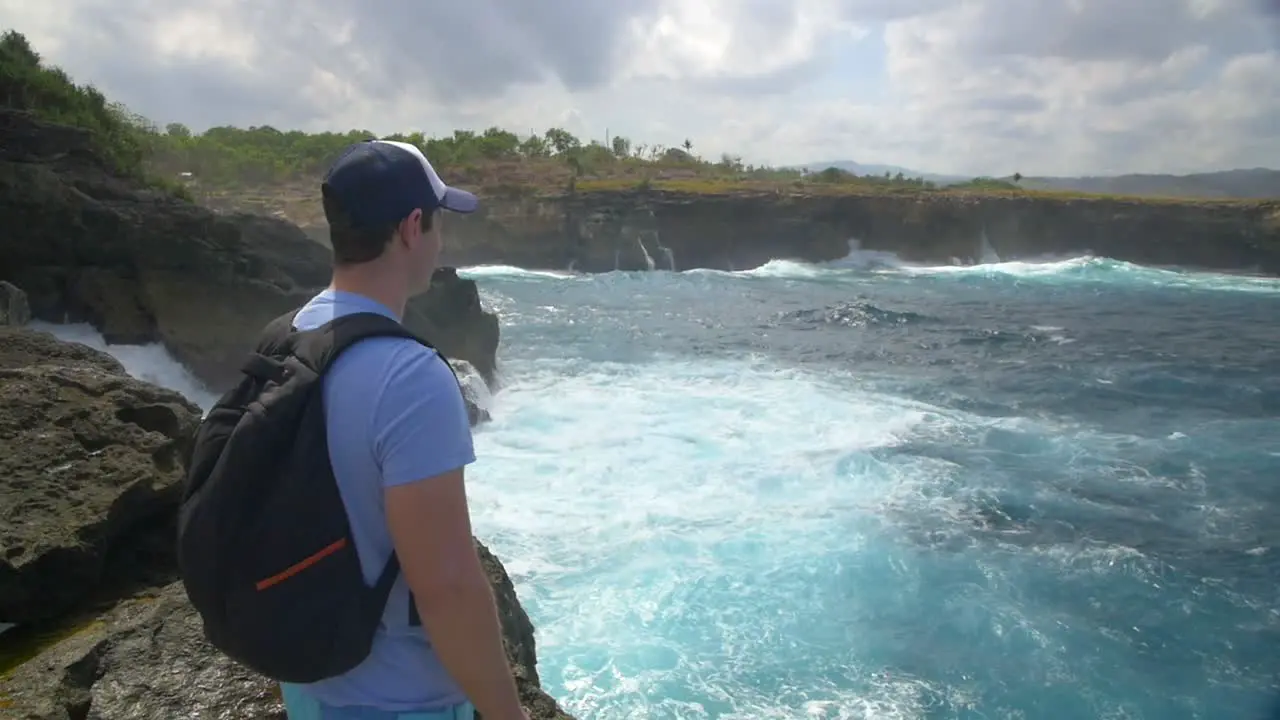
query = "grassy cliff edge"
(4, 28, 1273, 220)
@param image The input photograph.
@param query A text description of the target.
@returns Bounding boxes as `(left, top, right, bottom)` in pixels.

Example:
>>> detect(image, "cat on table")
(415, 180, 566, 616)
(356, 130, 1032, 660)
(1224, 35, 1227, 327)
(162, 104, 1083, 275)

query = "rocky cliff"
(0, 110, 558, 716)
(428, 188, 1280, 275)
(0, 302, 572, 720)
(0, 109, 501, 394)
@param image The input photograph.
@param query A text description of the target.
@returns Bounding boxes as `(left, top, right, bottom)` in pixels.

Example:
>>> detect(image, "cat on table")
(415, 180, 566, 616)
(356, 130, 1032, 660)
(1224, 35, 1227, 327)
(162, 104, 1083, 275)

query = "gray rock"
(0, 333, 202, 624)
(0, 544, 576, 720)
(0, 280, 30, 326)
(0, 326, 124, 373)
(0, 582, 286, 720)
(451, 359, 493, 425)
(408, 267, 502, 390)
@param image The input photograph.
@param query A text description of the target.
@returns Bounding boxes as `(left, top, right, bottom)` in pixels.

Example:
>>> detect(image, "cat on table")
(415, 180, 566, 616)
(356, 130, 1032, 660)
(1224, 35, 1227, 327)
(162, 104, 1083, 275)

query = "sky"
(3, 0, 1279, 177)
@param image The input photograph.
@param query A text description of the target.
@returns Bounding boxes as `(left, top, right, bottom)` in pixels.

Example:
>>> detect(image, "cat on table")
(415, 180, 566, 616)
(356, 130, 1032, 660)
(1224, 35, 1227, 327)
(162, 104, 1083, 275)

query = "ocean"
(31, 250, 1280, 719)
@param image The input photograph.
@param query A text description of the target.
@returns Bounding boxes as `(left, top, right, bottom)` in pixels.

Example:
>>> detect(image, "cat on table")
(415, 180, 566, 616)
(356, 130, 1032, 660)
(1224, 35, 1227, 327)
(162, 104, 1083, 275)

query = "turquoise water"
(37, 252, 1280, 719)
(459, 253, 1280, 720)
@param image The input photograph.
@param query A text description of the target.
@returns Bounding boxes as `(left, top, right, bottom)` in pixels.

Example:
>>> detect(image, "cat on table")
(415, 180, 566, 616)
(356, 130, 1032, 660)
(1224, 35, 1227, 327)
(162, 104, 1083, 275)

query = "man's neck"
(329, 265, 409, 319)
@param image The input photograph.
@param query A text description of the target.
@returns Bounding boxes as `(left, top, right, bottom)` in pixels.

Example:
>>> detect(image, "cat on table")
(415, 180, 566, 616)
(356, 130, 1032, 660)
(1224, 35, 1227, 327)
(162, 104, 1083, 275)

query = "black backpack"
(177, 308, 448, 683)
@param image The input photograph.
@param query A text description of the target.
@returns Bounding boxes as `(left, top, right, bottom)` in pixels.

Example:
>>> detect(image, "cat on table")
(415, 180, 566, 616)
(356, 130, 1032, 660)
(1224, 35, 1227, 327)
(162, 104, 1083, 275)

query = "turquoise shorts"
(280, 684, 475, 720)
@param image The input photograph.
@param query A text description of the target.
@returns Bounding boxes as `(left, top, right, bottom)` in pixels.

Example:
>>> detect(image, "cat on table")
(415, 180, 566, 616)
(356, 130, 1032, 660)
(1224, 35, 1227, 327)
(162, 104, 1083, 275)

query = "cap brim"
(440, 186, 479, 214)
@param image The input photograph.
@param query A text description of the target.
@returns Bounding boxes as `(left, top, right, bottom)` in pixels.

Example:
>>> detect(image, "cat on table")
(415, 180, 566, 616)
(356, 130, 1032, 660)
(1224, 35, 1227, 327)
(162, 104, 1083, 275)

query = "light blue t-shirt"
(290, 289, 476, 711)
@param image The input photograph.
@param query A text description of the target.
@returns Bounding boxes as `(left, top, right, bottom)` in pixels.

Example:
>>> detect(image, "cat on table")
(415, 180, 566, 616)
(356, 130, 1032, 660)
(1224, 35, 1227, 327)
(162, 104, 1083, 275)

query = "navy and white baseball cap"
(322, 139, 479, 229)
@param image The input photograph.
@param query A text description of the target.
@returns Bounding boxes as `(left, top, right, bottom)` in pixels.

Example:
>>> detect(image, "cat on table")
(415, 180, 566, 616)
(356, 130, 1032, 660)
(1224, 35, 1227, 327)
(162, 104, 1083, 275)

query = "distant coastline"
(802, 161, 1280, 200)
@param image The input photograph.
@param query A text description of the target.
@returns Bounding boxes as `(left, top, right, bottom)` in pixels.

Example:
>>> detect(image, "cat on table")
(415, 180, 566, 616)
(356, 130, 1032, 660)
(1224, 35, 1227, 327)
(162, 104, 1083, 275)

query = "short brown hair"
(321, 184, 434, 266)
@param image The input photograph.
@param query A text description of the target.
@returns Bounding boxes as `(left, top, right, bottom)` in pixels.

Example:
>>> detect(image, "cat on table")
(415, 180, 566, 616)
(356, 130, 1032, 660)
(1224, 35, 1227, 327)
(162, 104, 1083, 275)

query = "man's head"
(321, 139, 478, 292)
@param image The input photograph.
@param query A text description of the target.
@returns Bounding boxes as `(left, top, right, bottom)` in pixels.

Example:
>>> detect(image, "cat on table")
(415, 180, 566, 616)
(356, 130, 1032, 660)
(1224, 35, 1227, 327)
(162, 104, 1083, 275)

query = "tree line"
(3, 29, 1017, 195)
(148, 121, 755, 187)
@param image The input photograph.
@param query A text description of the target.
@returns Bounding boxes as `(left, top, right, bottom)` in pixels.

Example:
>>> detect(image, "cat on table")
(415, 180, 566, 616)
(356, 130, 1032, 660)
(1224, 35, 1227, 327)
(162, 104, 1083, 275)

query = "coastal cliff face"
(431, 189, 1280, 275)
(0, 109, 501, 394)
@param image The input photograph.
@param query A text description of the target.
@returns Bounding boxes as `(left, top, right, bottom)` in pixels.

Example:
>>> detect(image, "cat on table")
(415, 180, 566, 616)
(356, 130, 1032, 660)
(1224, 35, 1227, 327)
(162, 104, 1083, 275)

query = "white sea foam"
(26, 320, 219, 412)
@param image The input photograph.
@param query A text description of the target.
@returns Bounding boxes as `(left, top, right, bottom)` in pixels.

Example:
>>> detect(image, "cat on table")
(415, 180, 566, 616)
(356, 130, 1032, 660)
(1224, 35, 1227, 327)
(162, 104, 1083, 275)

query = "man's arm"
(374, 345, 524, 720)
(385, 469, 524, 720)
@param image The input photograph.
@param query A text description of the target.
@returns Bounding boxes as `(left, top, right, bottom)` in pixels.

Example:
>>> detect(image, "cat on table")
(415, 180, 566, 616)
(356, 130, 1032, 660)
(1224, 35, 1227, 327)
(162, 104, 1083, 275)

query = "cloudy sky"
(4, 0, 1279, 176)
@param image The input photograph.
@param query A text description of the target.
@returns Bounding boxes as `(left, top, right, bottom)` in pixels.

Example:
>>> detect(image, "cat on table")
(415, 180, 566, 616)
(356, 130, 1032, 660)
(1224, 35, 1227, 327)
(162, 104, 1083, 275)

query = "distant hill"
(800, 160, 1280, 199)
(1017, 168, 1280, 199)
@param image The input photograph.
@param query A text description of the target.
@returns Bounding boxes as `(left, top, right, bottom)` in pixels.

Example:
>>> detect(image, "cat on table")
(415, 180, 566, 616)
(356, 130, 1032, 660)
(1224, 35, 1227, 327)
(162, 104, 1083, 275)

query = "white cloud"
(878, 0, 1279, 174)
(622, 0, 866, 82)
(2, 0, 1277, 176)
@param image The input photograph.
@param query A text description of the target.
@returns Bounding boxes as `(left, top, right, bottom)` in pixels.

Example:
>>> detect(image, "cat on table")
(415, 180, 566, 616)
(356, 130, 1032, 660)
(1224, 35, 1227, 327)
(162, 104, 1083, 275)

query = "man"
(279, 139, 526, 720)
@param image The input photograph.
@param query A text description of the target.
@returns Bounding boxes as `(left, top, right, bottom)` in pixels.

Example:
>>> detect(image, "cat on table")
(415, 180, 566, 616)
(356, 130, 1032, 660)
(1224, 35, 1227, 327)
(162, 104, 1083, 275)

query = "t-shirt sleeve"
(371, 342, 477, 487)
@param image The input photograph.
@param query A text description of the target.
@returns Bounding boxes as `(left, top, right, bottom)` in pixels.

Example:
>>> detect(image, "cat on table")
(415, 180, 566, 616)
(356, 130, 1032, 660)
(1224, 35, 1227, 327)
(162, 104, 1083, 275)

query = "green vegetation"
(949, 176, 1023, 192)
(0, 29, 147, 176)
(0, 29, 970, 201)
(1, 29, 191, 198)
(144, 123, 958, 197)
(2, 29, 1267, 207)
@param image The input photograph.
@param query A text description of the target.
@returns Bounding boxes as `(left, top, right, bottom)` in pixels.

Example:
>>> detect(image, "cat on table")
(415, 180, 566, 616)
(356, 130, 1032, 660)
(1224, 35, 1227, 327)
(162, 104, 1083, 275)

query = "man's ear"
(397, 209, 423, 246)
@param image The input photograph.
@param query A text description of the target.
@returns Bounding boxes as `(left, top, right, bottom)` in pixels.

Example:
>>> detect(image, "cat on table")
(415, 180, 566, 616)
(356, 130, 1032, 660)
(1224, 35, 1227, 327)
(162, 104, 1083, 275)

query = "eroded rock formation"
(0, 326, 199, 625)
(409, 267, 501, 388)
(0, 109, 502, 394)
(0, 280, 29, 326)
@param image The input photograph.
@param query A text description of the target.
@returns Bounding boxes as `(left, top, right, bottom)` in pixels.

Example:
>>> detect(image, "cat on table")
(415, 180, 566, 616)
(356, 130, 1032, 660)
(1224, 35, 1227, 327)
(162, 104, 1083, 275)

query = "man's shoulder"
(318, 335, 457, 454)
(327, 332, 447, 384)
(373, 340, 456, 395)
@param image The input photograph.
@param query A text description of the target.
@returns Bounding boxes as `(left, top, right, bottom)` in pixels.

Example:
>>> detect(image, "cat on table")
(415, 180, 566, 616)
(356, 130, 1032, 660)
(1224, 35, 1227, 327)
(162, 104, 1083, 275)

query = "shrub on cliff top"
(0, 29, 151, 178)
(950, 176, 1022, 192)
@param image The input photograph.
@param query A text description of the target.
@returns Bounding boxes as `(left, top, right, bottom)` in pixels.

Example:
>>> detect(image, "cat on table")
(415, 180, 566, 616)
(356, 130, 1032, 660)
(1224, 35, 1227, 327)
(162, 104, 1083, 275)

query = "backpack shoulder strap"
(255, 309, 304, 355)
(281, 311, 436, 376)
(284, 311, 455, 628)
